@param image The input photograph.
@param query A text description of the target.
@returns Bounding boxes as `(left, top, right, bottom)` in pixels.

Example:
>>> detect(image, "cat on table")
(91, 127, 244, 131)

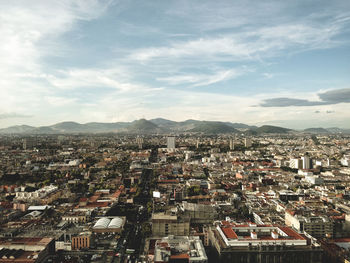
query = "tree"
(187, 185, 201, 196)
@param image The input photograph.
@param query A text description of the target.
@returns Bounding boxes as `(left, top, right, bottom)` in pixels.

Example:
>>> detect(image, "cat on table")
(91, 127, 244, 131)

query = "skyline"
(1, 0, 350, 129)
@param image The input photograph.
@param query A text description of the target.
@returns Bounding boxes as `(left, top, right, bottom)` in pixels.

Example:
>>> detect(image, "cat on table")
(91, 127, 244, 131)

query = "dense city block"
(0, 132, 350, 263)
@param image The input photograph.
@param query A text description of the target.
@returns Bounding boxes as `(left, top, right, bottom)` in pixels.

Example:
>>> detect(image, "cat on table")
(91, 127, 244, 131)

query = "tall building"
(167, 136, 176, 149)
(136, 136, 143, 149)
(23, 137, 36, 150)
(302, 155, 312, 170)
(290, 158, 302, 169)
(229, 138, 235, 150)
(245, 138, 252, 148)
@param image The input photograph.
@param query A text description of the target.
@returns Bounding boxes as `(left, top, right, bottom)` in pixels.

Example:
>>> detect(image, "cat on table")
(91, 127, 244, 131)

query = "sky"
(1, 0, 350, 129)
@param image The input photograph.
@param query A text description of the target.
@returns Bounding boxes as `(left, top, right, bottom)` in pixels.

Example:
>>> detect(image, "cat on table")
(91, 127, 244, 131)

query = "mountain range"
(0, 118, 349, 135)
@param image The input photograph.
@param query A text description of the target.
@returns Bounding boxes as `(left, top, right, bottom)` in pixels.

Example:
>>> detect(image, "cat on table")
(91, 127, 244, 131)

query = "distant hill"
(124, 119, 164, 134)
(83, 122, 129, 133)
(254, 125, 292, 134)
(188, 121, 238, 134)
(224, 122, 257, 129)
(149, 118, 177, 126)
(304, 127, 329, 134)
(0, 125, 35, 134)
(326, 127, 350, 134)
(1, 119, 347, 135)
(50, 121, 84, 132)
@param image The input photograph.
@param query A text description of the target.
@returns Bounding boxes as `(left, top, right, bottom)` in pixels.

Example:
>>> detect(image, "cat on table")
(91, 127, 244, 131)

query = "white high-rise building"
(290, 158, 302, 169)
(245, 138, 252, 148)
(229, 138, 235, 150)
(167, 136, 176, 149)
(136, 137, 143, 149)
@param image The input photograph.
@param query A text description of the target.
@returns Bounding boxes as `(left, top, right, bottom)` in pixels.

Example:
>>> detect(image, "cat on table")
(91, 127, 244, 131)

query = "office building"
(302, 155, 312, 170)
(167, 136, 176, 149)
(245, 138, 252, 148)
(136, 136, 143, 149)
(152, 212, 190, 236)
(290, 158, 302, 169)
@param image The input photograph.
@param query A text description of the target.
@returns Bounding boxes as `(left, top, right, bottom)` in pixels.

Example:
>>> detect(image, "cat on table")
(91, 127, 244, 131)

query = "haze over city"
(1, 0, 350, 129)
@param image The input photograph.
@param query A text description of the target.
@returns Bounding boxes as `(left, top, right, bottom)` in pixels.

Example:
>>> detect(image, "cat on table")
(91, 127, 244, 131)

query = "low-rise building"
(154, 236, 207, 263)
(209, 222, 322, 263)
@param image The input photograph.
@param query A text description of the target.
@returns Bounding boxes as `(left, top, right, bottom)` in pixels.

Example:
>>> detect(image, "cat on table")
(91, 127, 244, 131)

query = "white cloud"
(0, 0, 113, 127)
(156, 68, 247, 87)
(0, 1, 349, 129)
(45, 68, 155, 93)
(262, 73, 274, 79)
(130, 20, 347, 63)
(46, 96, 78, 107)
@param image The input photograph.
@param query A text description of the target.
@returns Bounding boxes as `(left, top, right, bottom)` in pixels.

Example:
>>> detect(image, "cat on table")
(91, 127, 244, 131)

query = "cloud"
(260, 98, 325, 107)
(130, 20, 347, 63)
(0, 0, 113, 124)
(46, 68, 149, 92)
(0, 1, 349, 129)
(0, 113, 32, 119)
(319, 88, 350, 103)
(262, 73, 274, 79)
(156, 68, 246, 87)
(260, 88, 350, 107)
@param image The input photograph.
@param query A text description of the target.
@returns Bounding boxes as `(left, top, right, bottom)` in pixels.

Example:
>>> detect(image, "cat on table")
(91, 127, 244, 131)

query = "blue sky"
(1, 0, 350, 129)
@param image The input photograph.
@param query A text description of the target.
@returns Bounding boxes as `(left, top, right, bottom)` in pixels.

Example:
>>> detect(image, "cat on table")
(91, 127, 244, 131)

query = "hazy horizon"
(1, 117, 350, 131)
(1, 0, 350, 129)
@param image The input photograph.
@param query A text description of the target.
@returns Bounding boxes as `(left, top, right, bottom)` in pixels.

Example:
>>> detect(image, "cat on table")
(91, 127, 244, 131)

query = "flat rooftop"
(217, 223, 307, 247)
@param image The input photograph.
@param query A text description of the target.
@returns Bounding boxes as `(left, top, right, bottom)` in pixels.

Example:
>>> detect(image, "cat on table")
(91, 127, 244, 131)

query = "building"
(302, 155, 312, 170)
(62, 212, 88, 224)
(153, 236, 207, 263)
(92, 217, 126, 233)
(341, 155, 350, 167)
(23, 138, 36, 150)
(0, 237, 54, 263)
(136, 136, 143, 149)
(209, 222, 322, 263)
(15, 185, 61, 205)
(289, 158, 302, 169)
(304, 175, 324, 185)
(167, 136, 176, 149)
(71, 233, 90, 250)
(229, 138, 234, 150)
(244, 138, 252, 148)
(285, 210, 333, 238)
(152, 212, 190, 236)
(180, 202, 217, 224)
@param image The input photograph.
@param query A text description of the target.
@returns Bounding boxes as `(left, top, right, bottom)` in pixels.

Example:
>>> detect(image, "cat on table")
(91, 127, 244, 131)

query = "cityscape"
(1, 121, 350, 262)
(1, 0, 350, 263)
